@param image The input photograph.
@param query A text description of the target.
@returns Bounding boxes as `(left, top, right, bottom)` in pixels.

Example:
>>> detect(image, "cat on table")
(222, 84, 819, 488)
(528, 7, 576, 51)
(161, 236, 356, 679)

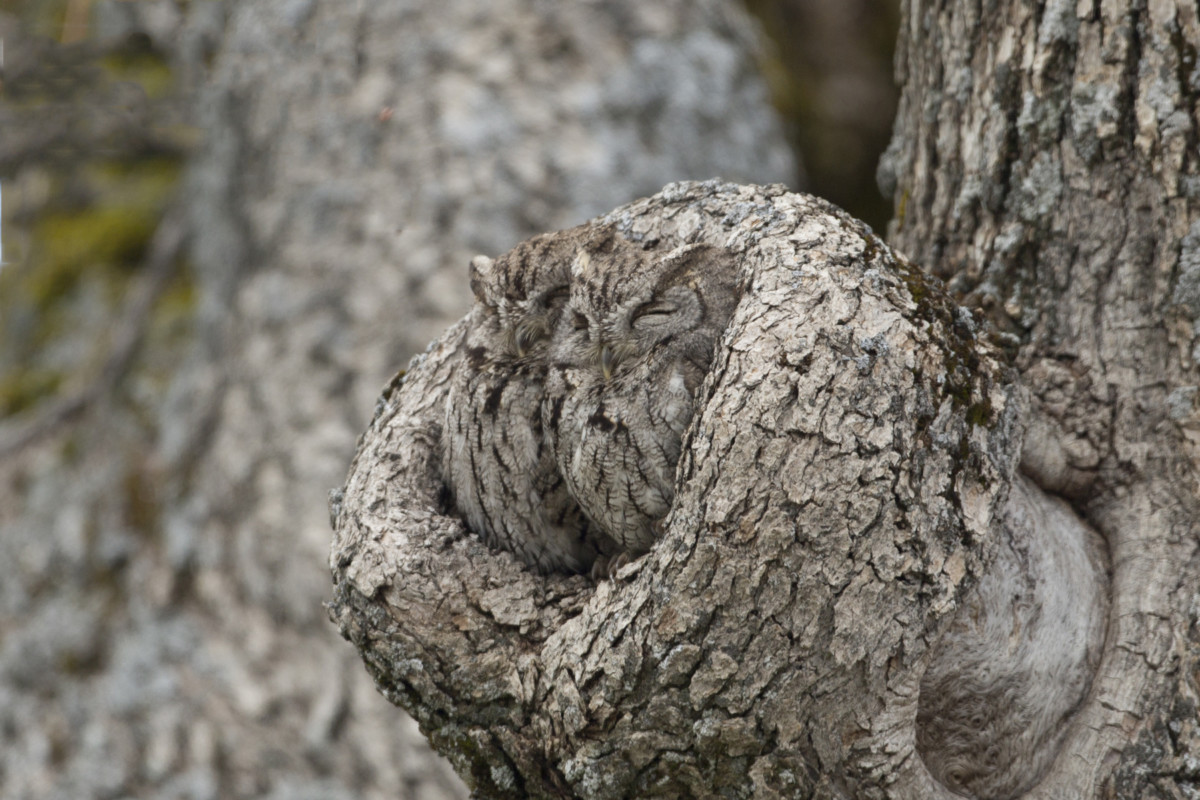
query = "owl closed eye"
(469, 253, 570, 362)
(544, 232, 741, 562)
(633, 297, 686, 324)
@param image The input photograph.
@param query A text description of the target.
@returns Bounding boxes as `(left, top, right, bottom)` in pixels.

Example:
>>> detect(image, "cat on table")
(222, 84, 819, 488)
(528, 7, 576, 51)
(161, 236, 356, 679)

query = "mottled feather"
(545, 229, 741, 561)
(443, 230, 614, 574)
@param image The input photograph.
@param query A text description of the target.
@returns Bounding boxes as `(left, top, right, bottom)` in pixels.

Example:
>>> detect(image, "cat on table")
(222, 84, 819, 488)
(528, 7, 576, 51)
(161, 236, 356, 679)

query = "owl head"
(555, 231, 741, 388)
(467, 232, 579, 364)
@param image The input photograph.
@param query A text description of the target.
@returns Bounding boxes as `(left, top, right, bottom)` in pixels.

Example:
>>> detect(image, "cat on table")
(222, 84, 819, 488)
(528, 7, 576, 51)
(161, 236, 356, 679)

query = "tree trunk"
(0, 2, 794, 798)
(879, 0, 1200, 794)
(330, 1, 1200, 799)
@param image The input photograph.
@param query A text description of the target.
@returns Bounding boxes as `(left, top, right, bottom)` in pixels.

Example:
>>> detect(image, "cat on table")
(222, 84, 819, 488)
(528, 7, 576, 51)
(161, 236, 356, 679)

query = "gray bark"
(879, 0, 1200, 795)
(328, 182, 1032, 798)
(330, 0, 1200, 798)
(0, 2, 794, 799)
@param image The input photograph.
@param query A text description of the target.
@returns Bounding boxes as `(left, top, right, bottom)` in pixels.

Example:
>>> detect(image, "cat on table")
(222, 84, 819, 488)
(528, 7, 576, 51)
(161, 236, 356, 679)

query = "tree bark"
(0, 2, 794, 798)
(879, 0, 1200, 795)
(330, 1, 1200, 798)
(329, 181, 1031, 798)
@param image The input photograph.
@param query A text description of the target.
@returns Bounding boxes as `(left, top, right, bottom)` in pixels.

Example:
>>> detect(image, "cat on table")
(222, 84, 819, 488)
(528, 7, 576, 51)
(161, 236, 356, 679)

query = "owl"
(545, 230, 741, 564)
(442, 231, 614, 575)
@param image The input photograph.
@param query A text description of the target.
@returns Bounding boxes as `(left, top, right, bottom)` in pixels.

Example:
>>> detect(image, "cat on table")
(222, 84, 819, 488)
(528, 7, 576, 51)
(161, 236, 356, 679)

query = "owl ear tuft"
(469, 256, 495, 302)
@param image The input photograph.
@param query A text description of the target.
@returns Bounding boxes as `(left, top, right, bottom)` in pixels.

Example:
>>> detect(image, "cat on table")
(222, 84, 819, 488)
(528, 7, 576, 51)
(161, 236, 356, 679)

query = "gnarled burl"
(328, 181, 1108, 799)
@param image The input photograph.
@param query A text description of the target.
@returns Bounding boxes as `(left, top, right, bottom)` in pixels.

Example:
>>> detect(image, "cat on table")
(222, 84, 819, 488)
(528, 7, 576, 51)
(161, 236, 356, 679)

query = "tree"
(329, 0, 1200, 798)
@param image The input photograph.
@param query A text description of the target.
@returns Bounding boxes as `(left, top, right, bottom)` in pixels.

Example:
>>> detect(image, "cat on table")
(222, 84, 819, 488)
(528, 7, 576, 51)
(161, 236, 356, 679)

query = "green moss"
(32, 207, 154, 298)
(101, 36, 174, 99)
(87, 158, 182, 207)
(891, 253, 1005, 429)
(26, 159, 181, 302)
(1, 156, 186, 415)
(0, 8, 193, 438)
(893, 256, 938, 317)
(946, 380, 972, 408)
(0, 369, 63, 416)
(905, 270, 927, 305)
(967, 400, 994, 427)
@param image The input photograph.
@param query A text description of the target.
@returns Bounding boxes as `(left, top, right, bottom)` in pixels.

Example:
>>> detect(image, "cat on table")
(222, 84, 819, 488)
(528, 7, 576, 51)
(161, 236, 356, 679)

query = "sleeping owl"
(442, 230, 615, 574)
(544, 230, 741, 565)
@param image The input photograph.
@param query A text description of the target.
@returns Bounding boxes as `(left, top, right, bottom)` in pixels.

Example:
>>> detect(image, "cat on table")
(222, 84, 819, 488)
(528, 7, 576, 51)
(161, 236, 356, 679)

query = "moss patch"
(0, 369, 64, 417)
(891, 254, 1005, 428)
(101, 33, 174, 99)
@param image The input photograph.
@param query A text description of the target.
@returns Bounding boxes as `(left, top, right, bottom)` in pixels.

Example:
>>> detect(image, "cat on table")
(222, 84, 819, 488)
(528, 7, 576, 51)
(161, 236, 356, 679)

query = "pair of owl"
(442, 225, 740, 575)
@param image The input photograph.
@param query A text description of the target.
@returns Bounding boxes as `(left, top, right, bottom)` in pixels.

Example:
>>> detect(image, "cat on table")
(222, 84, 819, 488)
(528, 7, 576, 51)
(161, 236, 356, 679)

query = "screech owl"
(443, 231, 614, 574)
(545, 230, 741, 563)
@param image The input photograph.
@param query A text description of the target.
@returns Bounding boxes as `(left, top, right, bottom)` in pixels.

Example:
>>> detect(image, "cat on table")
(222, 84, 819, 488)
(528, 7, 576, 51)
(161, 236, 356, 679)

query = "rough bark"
(0, 2, 794, 798)
(878, 0, 1200, 795)
(329, 181, 1031, 798)
(331, 2, 1200, 797)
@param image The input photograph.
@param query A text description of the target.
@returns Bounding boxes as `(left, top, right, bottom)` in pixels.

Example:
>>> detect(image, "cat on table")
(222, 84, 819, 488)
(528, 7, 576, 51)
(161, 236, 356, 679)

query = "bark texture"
(329, 181, 1028, 798)
(878, 0, 1200, 795)
(0, 2, 794, 798)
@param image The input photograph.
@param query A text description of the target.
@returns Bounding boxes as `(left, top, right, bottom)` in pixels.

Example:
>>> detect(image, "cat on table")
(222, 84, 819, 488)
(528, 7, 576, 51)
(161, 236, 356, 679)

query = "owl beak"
(514, 329, 531, 358)
(600, 345, 615, 381)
